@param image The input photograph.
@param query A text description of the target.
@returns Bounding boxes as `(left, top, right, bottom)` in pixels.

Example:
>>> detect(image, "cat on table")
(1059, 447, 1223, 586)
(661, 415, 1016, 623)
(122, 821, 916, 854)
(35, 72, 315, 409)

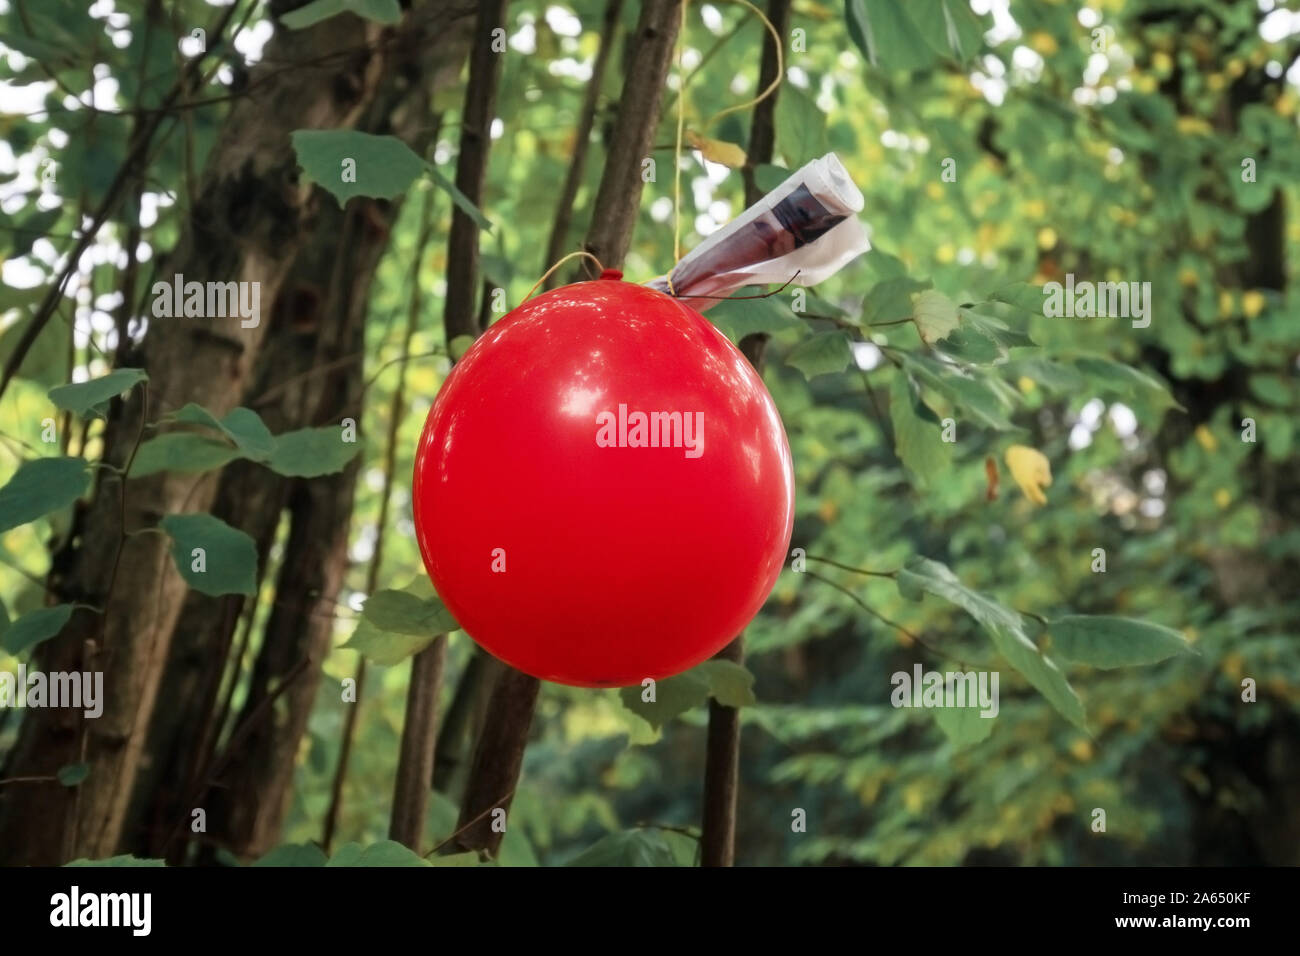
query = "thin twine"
(667, 0, 784, 297)
(671, 0, 689, 282)
(526, 1, 786, 302)
(700, 0, 785, 127)
(524, 249, 607, 302)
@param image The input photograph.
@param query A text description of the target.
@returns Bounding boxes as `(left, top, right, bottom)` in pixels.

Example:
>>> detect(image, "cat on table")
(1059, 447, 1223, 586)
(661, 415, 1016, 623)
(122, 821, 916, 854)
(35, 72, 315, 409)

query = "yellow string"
(666, 0, 784, 298)
(524, 250, 607, 302)
(672, 0, 688, 274)
(700, 0, 784, 128)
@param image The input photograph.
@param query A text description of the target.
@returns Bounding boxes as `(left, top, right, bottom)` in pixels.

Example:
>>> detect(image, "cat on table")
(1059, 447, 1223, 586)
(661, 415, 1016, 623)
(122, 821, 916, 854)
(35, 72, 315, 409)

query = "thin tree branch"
(541, 0, 624, 289)
(701, 0, 791, 869)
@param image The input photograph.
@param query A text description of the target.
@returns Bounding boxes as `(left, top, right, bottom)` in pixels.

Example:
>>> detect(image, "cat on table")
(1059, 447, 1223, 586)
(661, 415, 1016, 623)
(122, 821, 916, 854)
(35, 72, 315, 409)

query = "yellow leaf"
(1194, 424, 1218, 452)
(1004, 445, 1052, 506)
(1242, 290, 1265, 318)
(1218, 290, 1234, 318)
(1214, 488, 1231, 509)
(1176, 116, 1213, 135)
(685, 131, 746, 168)
(912, 289, 959, 343)
(1028, 31, 1058, 56)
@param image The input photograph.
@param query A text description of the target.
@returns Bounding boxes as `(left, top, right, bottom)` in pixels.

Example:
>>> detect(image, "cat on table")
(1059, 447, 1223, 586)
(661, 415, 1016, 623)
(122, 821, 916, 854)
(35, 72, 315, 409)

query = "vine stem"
(804, 569, 964, 667)
(804, 554, 898, 578)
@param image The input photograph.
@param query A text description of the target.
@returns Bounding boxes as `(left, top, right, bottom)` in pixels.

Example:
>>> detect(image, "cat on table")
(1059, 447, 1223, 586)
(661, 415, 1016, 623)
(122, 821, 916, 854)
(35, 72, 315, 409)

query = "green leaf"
(479, 254, 513, 289)
(343, 578, 457, 665)
(129, 433, 243, 478)
(0, 311, 70, 389)
(863, 276, 931, 325)
(618, 660, 756, 728)
(897, 558, 1086, 730)
(173, 404, 275, 460)
(899, 353, 1019, 431)
(430, 851, 484, 867)
(618, 670, 710, 729)
(934, 325, 1003, 364)
(161, 513, 258, 597)
(65, 855, 166, 867)
(706, 289, 802, 342)
(912, 289, 959, 344)
(0, 31, 84, 67)
(1006, 357, 1084, 393)
(0, 284, 48, 314)
(846, 0, 986, 70)
(694, 659, 758, 708)
(291, 130, 425, 206)
(280, 0, 402, 30)
(428, 165, 493, 232)
(57, 762, 90, 787)
(798, 291, 849, 319)
(774, 85, 827, 166)
(1073, 356, 1182, 411)
(253, 843, 328, 867)
(1, 604, 74, 656)
(449, 334, 476, 361)
(1249, 373, 1292, 406)
(565, 830, 686, 867)
(753, 163, 790, 193)
(934, 704, 995, 748)
(7, 207, 60, 259)
(325, 841, 431, 867)
(785, 330, 853, 379)
(48, 368, 148, 418)
(890, 374, 951, 488)
(266, 427, 361, 478)
(957, 305, 1036, 349)
(991, 282, 1046, 315)
(1049, 615, 1194, 669)
(342, 616, 437, 666)
(0, 456, 90, 533)
(864, 247, 909, 279)
(362, 587, 458, 635)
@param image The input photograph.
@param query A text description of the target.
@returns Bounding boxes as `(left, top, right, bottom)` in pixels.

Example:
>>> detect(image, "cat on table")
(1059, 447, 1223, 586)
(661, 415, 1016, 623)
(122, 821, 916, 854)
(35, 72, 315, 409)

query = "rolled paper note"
(646, 152, 869, 310)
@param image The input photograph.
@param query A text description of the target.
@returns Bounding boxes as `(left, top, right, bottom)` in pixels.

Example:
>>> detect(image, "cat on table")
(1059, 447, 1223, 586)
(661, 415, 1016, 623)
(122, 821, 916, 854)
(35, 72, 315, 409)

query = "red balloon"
(412, 273, 795, 687)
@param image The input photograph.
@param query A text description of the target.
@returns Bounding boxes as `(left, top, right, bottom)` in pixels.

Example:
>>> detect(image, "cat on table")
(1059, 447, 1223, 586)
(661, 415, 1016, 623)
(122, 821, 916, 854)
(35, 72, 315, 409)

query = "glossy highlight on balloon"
(413, 275, 795, 687)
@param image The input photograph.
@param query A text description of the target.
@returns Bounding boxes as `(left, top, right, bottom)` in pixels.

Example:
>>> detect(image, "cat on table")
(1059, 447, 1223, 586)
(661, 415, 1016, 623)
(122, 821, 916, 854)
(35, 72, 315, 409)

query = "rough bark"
(444, 0, 509, 339)
(389, 636, 448, 850)
(451, 0, 682, 860)
(449, 665, 539, 854)
(0, 0, 486, 864)
(158, 4, 472, 863)
(432, 649, 502, 795)
(573, 0, 681, 279)
(700, 0, 790, 868)
(542, 0, 624, 288)
(0, 10, 395, 866)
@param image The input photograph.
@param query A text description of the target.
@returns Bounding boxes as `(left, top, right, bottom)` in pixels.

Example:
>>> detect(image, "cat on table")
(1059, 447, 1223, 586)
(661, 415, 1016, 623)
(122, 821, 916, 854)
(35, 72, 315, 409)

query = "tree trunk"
(0, 4, 447, 866)
(452, 0, 682, 860)
(700, 0, 790, 868)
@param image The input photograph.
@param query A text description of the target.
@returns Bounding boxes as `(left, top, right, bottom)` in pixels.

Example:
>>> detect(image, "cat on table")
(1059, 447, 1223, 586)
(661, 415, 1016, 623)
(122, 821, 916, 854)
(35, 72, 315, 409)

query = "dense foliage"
(1, 0, 1297, 866)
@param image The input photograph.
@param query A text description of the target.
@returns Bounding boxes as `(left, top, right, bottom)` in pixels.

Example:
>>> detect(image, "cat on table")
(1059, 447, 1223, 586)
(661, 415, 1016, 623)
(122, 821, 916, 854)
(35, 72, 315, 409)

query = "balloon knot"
(599, 268, 624, 281)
